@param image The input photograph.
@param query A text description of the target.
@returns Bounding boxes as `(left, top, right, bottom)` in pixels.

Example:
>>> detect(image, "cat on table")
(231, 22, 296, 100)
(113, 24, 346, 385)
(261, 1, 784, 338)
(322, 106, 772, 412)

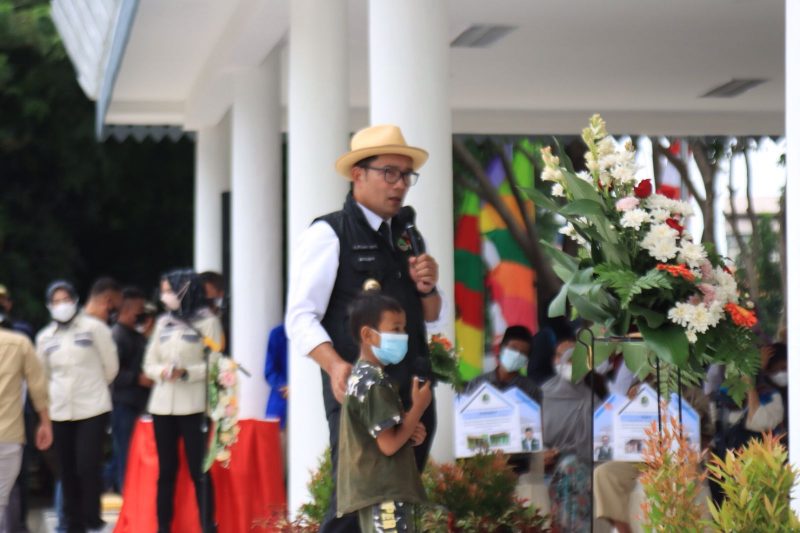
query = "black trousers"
(319, 395, 436, 533)
(152, 414, 215, 533)
(52, 413, 109, 533)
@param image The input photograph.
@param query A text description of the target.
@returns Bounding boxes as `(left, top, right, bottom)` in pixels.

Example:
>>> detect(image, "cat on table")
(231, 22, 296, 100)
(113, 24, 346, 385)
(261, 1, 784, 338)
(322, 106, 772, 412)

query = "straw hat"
(335, 124, 428, 178)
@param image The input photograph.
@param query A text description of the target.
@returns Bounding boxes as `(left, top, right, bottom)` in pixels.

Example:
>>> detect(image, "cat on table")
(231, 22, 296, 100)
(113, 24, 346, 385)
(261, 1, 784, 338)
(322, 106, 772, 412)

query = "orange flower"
(430, 334, 453, 351)
(656, 263, 696, 282)
(725, 303, 758, 328)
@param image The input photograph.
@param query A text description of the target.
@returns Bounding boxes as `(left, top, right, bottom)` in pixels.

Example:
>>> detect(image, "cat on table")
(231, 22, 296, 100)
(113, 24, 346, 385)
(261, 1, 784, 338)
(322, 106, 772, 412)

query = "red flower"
(634, 179, 652, 198)
(725, 303, 758, 328)
(657, 263, 696, 282)
(665, 218, 684, 235)
(657, 184, 681, 200)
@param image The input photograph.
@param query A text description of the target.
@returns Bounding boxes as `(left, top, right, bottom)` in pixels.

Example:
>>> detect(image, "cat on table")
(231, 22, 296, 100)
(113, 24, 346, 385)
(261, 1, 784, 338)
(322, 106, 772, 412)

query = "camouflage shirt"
(336, 360, 427, 515)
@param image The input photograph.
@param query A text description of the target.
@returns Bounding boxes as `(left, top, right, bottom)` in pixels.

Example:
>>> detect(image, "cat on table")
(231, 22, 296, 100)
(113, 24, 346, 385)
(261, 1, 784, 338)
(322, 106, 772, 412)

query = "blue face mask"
(371, 330, 409, 365)
(500, 347, 528, 373)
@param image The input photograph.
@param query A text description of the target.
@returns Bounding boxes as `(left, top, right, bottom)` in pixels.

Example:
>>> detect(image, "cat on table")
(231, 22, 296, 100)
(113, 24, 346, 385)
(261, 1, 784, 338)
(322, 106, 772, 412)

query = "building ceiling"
(98, 0, 785, 134)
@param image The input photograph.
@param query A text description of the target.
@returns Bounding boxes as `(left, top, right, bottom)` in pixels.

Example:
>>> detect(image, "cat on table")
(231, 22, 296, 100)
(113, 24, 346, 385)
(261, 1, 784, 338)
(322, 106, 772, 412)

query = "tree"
(1, 0, 194, 326)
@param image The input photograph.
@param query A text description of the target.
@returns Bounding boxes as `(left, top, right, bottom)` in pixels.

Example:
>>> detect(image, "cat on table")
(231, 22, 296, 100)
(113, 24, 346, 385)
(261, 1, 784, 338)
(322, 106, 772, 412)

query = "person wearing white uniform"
(143, 269, 222, 533)
(36, 280, 118, 533)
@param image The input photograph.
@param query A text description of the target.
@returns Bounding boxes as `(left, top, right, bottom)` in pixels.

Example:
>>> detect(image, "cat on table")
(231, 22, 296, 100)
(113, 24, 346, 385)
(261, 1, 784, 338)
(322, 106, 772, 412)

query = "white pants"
(0, 443, 23, 533)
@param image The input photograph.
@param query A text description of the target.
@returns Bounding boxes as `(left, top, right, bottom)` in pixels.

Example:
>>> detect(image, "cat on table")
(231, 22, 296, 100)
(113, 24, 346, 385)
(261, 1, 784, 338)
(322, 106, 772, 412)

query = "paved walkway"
(24, 494, 120, 533)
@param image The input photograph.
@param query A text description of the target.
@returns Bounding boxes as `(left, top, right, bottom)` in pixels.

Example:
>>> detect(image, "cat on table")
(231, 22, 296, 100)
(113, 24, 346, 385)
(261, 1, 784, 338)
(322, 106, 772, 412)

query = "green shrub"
(639, 413, 706, 533)
(706, 433, 800, 533)
(421, 452, 549, 532)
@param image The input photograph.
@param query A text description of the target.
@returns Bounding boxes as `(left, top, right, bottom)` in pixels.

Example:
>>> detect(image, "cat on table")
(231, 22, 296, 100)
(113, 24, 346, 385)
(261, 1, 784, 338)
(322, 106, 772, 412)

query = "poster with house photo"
(454, 382, 542, 458)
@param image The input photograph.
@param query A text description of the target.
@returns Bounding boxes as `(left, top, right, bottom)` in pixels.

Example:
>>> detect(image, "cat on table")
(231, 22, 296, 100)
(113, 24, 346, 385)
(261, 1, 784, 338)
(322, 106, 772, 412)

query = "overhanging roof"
(54, 0, 786, 136)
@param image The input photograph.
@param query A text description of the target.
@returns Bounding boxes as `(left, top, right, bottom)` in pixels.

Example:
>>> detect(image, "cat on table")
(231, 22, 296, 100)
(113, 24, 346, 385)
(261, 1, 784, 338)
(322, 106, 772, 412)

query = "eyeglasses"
(364, 165, 419, 186)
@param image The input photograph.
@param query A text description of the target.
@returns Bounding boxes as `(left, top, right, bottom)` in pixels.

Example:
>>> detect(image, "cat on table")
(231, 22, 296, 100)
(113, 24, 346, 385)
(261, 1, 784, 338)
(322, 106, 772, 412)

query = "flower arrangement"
(428, 334, 466, 393)
(639, 412, 706, 533)
(525, 115, 760, 401)
(204, 355, 241, 471)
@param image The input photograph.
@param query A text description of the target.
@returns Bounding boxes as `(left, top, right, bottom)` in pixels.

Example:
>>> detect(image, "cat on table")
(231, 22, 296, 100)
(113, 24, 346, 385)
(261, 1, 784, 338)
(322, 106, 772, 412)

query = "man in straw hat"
(286, 124, 442, 531)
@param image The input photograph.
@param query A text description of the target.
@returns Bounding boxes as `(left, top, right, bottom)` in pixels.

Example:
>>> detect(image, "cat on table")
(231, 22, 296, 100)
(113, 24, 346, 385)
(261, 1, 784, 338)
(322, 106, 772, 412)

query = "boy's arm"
(375, 378, 431, 456)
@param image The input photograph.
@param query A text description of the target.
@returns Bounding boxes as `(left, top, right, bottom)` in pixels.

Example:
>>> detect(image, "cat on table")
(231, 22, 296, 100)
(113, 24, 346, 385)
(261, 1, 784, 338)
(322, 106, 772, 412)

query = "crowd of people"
(1, 122, 790, 533)
(0, 270, 230, 533)
(459, 316, 789, 533)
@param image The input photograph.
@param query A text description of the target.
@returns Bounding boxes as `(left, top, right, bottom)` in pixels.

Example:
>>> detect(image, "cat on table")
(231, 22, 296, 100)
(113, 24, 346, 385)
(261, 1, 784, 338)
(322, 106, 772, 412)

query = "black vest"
(317, 193, 429, 416)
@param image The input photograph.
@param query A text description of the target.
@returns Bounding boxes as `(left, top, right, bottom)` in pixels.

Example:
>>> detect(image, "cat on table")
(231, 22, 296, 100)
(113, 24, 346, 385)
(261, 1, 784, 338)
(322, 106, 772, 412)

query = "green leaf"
(563, 170, 605, 205)
(553, 136, 575, 174)
(548, 282, 569, 318)
(520, 185, 562, 213)
(559, 198, 606, 217)
(628, 304, 667, 329)
(638, 321, 689, 367)
(539, 240, 579, 275)
(622, 342, 653, 379)
(621, 268, 673, 307)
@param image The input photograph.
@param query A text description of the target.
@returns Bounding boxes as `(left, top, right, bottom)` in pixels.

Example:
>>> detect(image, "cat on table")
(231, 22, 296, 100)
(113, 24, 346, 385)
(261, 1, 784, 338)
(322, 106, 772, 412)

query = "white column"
(230, 48, 282, 420)
(194, 115, 230, 272)
(369, 0, 455, 464)
(287, 0, 350, 515)
(786, 0, 800, 512)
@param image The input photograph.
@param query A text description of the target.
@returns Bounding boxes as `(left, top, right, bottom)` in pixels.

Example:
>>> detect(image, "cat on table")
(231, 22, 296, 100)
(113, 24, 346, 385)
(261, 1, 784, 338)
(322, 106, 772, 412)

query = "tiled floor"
(24, 494, 120, 533)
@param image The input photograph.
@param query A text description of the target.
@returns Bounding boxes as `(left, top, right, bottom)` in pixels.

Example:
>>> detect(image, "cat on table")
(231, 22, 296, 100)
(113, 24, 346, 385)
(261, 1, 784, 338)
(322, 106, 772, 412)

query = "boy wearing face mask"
(464, 325, 541, 404)
(336, 291, 430, 533)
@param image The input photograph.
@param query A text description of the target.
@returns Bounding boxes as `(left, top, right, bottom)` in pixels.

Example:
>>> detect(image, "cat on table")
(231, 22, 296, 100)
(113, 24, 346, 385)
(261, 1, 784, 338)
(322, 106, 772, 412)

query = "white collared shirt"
(285, 201, 447, 358)
(35, 313, 119, 421)
(143, 310, 222, 415)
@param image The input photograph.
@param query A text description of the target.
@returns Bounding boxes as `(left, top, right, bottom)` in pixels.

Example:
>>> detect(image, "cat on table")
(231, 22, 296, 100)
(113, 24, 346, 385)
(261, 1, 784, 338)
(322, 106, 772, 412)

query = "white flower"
(541, 146, 560, 167)
(713, 266, 739, 304)
(576, 170, 593, 183)
(650, 208, 670, 223)
(646, 194, 695, 218)
(559, 222, 588, 246)
(678, 241, 707, 269)
(597, 136, 616, 157)
(542, 167, 564, 183)
(611, 164, 637, 184)
(620, 208, 649, 230)
(641, 223, 679, 261)
(668, 300, 724, 343)
(599, 153, 619, 171)
(552, 183, 565, 197)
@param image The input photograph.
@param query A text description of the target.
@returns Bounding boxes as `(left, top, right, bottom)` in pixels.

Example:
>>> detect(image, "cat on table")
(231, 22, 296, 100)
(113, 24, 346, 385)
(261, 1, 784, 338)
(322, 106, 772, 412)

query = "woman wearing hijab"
(35, 280, 119, 533)
(143, 269, 223, 533)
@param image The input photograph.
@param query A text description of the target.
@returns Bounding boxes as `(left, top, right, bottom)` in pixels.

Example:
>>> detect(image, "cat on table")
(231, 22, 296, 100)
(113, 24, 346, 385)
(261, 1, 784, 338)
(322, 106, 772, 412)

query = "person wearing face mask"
(285, 125, 443, 532)
(464, 325, 541, 403)
(110, 287, 154, 493)
(35, 280, 119, 533)
(540, 328, 599, 533)
(337, 291, 430, 532)
(83, 277, 123, 326)
(143, 269, 223, 533)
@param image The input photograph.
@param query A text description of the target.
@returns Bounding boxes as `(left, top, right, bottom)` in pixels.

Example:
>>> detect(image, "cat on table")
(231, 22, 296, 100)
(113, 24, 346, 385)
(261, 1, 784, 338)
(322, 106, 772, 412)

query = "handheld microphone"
(405, 222, 424, 256)
(399, 206, 425, 257)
